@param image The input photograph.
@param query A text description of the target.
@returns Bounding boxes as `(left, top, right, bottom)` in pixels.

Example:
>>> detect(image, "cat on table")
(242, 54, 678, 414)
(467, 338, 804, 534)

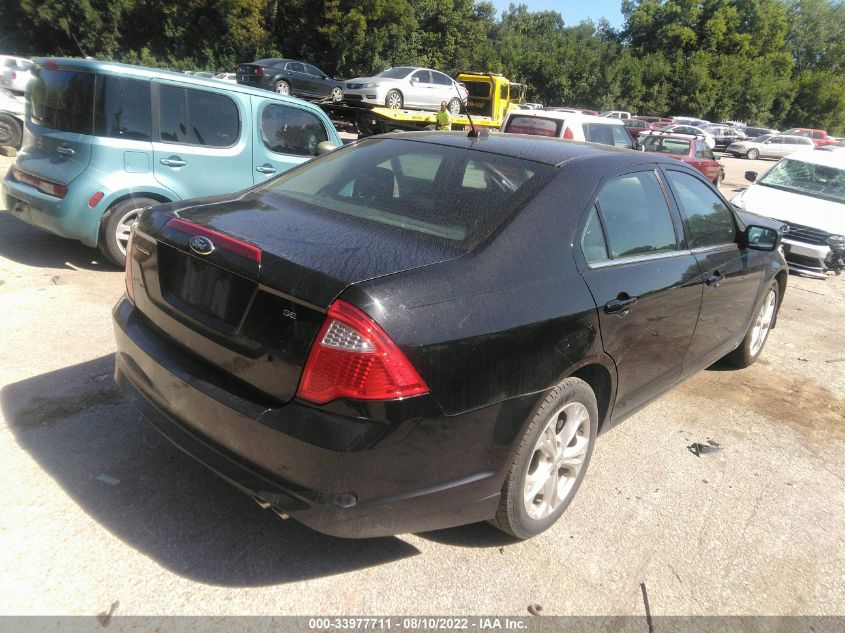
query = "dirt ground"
(0, 152, 843, 618)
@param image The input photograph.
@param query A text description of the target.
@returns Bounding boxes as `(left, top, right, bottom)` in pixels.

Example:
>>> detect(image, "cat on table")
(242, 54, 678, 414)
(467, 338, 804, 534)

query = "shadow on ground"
(2, 355, 419, 586)
(0, 214, 116, 271)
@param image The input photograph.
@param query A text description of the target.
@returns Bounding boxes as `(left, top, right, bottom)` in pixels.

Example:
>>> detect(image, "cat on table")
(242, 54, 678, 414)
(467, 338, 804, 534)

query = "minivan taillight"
(297, 300, 429, 405)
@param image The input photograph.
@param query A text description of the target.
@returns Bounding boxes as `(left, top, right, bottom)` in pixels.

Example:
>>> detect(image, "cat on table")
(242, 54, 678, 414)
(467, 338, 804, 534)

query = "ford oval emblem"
(189, 235, 215, 256)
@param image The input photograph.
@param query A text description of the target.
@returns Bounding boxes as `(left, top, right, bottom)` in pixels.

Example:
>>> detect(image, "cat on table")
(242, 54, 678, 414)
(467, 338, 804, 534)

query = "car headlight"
(365, 82, 380, 88)
(827, 234, 845, 247)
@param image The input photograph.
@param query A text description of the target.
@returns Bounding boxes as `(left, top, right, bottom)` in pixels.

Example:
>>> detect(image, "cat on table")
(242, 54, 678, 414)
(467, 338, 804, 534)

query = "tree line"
(1, 0, 843, 132)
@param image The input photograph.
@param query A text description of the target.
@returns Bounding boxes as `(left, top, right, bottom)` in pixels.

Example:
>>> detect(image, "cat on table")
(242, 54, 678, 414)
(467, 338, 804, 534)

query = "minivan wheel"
(100, 197, 157, 267)
(330, 87, 343, 102)
(491, 377, 598, 539)
(746, 148, 759, 160)
(0, 113, 22, 148)
(274, 80, 290, 95)
(725, 281, 779, 368)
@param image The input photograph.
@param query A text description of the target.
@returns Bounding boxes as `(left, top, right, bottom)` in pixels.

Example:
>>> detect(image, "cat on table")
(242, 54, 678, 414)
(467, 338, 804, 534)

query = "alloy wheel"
(522, 401, 591, 520)
(749, 289, 777, 357)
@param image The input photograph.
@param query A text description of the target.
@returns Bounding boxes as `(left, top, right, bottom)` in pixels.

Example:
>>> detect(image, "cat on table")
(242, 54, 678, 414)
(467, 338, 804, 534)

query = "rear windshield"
(504, 115, 563, 137)
(641, 136, 691, 155)
(29, 68, 95, 134)
(258, 138, 556, 248)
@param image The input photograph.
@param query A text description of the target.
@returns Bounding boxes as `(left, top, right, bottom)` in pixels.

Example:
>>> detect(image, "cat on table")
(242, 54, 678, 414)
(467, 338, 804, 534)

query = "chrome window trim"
(587, 249, 692, 269)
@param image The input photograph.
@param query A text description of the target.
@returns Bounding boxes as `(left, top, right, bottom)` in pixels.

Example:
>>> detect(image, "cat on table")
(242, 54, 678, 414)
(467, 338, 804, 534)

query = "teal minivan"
(2, 58, 342, 264)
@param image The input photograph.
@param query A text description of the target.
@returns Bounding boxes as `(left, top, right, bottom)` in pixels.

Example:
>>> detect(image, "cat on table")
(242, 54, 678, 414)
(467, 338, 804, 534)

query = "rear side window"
(159, 85, 239, 147)
(29, 68, 95, 134)
(504, 115, 562, 137)
(665, 171, 736, 248)
(595, 171, 677, 259)
(695, 142, 715, 159)
(260, 104, 328, 156)
(583, 123, 631, 148)
(94, 75, 152, 141)
(581, 206, 609, 264)
(260, 138, 555, 247)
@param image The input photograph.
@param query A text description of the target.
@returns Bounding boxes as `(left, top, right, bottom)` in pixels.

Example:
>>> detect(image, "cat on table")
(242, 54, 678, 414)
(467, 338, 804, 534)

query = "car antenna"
(454, 83, 482, 138)
(70, 33, 88, 59)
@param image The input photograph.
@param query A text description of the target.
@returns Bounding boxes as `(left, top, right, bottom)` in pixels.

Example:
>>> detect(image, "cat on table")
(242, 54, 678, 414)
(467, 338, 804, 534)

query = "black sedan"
(236, 58, 344, 101)
(114, 133, 787, 539)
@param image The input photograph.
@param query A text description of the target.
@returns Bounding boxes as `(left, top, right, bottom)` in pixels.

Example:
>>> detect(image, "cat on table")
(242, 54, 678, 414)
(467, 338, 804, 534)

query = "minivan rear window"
(259, 138, 555, 248)
(29, 68, 95, 135)
(504, 116, 562, 138)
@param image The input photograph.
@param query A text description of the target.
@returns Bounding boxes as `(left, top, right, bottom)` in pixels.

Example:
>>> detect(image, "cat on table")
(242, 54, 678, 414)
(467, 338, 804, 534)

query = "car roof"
(780, 149, 845, 168)
(507, 109, 624, 125)
(375, 131, 689, 169)
(33, 57, 327, 110)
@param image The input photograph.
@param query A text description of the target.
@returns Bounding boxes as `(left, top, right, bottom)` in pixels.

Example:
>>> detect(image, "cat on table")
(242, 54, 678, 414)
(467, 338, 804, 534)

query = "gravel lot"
(0, 152, 843, 618)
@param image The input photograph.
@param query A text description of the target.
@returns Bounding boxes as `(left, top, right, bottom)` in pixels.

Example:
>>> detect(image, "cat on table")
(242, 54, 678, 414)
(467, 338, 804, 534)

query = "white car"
(600, 110, 632, 119)
(343, 67, 468, 113)
(0, 88, 25, 147)
(641, 124, 716, 149)
(215, 73, 237, 83)
(502, 110, 635, 149)
(731, 150, 845, 277)
(727, 134, 815, 159)
(0, 56, 34, 94)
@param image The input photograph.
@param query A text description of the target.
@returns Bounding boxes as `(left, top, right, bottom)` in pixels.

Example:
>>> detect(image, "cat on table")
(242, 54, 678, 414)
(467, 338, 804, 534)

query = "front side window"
(258, 138, 554, 247)
(305, 65, 323, 77)
(595, 171, 678, 259)
(666, 171, 736, 248)
(583, 123, 630, 148)
(94, 75, 151, 141)
(260, 104, 328, 156)
(29, 68, 95, 134)
(432, 72, 452, 86)
(641, 136, 691, 156)
(159, 85, 239, 147)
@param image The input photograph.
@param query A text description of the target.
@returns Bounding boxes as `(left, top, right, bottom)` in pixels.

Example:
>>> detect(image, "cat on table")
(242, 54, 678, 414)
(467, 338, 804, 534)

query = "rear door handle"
(56, 146, 75, 157)
(255, 164, 277, 174)
(605, 296, 638, 315)
(160, 157, 187, 167)
(705, 271, 725, 287)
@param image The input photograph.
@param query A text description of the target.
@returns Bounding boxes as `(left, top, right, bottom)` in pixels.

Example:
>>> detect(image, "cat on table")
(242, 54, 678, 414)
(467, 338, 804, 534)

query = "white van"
(502, 109, 636, 149)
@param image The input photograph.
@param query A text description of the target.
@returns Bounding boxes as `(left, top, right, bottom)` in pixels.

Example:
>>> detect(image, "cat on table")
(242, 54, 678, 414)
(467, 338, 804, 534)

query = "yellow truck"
(320, 71, 527, 137)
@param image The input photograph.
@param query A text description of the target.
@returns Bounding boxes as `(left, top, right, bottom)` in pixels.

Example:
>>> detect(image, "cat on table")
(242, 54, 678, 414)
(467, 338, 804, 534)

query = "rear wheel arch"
(98, 192, 172, 264)
(569, 363, 614, 433)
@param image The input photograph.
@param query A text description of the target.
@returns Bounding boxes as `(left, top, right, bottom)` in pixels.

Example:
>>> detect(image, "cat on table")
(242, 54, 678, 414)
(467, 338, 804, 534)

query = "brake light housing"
(563, 126, 574, 140)
(11, 167, 68, 198)
(297, 300, 429, 405)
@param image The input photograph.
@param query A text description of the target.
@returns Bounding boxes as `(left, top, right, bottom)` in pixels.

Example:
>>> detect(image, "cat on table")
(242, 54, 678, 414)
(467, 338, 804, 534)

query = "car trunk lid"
(131, 192, 464, 403)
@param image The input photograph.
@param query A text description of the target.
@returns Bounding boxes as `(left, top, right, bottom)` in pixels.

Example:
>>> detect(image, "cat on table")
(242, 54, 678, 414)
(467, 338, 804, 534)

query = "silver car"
(0, 56, 34, 94)
(343, 67, 468, 113)
(727, 134, 815, 159)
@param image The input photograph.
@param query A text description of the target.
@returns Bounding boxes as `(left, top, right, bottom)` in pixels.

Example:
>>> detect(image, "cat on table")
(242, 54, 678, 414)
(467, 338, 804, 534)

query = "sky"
(491, 1, 625, 29)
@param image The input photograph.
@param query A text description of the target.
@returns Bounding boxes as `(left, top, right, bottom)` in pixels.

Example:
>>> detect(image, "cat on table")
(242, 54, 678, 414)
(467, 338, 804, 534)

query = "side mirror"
(317, 141, 338, 155)
(744, 225, 780, 251)
(744, 171, 758, 183)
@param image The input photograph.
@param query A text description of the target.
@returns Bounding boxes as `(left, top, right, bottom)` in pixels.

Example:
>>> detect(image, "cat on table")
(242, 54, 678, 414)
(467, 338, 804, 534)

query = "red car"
(623, 118, 651, 137)
(781, 128, 837, 147)
(639, 133, 724, 185)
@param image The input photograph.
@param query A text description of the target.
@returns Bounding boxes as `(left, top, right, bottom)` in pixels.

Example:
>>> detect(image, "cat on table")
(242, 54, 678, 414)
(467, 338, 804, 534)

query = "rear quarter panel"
(343, 167, 612, 418)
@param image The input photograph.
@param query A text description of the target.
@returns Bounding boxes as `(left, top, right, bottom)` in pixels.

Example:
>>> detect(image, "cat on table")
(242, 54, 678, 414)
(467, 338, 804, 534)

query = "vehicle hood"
(159, 189, 466, 308)
(732, 183, 845, 235)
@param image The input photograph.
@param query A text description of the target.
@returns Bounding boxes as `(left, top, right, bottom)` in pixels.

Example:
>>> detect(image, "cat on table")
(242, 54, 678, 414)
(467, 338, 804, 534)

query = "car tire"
(0, 113, 22, 148)
(274, 80, 290, 95)
(447, 98, 462, 115)
(746, 148, 759, 160)
(100, 197, 158, 267)
(724, 281, 779, 368)
(330, 87, 343, 102)
(385, 89, 403, 109)
(491, 377, 598, 539)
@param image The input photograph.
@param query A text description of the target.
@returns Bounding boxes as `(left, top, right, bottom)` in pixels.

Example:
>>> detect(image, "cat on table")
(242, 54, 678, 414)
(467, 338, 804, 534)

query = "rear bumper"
(112, 297, 509, 538)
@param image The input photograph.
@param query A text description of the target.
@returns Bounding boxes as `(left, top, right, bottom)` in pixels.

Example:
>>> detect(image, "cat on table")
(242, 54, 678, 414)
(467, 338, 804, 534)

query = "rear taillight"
(563, 127, 574, 140)
(124, 225, 136, 302)
(11, 167, 68, 198)
(256, 67, 264, 76)
(297, 299, 429, 405)
(9, 71, 16, 80)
